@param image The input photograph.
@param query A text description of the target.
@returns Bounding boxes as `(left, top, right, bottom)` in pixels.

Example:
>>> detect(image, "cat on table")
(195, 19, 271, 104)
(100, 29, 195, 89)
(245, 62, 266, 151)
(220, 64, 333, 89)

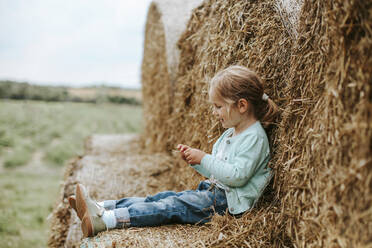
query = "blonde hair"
(209, 65, 278, 124)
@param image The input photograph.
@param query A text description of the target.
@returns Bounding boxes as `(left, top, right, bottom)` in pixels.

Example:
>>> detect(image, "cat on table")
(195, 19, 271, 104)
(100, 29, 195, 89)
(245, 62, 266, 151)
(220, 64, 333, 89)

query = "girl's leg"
(103, 190, 196, 210)
(112, 181, 228, 228)
(103, 197, 146, 210)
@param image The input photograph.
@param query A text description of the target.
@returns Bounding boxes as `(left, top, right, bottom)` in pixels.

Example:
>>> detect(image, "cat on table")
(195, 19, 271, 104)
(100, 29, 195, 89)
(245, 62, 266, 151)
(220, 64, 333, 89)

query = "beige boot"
(76, 184, 107, 237)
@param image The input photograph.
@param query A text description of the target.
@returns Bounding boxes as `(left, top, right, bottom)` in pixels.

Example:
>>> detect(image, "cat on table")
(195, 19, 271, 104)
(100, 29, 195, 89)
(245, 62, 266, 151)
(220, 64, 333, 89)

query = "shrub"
(44, 143, 76, 166)
(4, 147, 32, 168)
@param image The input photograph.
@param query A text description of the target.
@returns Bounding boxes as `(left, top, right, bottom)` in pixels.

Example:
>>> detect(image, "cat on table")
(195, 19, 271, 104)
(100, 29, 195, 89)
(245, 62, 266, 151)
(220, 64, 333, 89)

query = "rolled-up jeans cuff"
(103, 200, 117, 210)
(114, 207, 131, 228)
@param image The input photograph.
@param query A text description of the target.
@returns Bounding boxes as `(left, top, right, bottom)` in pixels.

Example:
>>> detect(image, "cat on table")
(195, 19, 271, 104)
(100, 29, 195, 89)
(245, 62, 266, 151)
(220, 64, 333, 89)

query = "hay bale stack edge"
(141, 0, 203, 152)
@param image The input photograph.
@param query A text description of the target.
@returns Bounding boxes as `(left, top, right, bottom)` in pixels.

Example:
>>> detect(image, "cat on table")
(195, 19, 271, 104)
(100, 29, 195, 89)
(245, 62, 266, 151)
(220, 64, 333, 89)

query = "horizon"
(0, 78, 141, 90)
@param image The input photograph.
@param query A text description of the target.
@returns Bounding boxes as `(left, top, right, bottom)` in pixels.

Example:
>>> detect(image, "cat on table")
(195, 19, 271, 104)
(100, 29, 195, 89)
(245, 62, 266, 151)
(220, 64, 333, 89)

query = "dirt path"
(17, 151, 63, 176)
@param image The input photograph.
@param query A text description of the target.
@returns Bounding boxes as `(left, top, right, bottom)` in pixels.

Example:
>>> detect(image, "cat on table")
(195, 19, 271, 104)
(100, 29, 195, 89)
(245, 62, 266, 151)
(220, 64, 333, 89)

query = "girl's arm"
(192, 134, 267, 187)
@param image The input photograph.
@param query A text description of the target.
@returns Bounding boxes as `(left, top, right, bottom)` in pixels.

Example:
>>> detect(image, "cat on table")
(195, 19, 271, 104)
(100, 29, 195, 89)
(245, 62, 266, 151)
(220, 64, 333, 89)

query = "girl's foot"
(81, 210, 107, 237)
(69, 194, 106, 221)
(75, 184, 107, 237)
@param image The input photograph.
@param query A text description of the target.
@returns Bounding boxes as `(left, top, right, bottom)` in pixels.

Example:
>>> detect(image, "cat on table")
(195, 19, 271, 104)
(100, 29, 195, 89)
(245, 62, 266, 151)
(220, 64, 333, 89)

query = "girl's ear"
(237, 99, 249, 114)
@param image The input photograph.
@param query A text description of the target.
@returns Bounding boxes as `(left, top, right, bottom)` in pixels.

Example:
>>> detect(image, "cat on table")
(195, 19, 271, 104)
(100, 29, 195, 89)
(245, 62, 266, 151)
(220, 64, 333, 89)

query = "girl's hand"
(177, 144, 189, 161)
(184, 147, 206, 165)
(177, 144, 206, 164)
(184, 148, 206, 165)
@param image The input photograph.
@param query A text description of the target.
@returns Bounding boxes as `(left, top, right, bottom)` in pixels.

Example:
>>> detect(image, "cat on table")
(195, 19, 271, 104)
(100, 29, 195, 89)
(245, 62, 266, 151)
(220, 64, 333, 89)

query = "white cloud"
(0, 0, 153, 88)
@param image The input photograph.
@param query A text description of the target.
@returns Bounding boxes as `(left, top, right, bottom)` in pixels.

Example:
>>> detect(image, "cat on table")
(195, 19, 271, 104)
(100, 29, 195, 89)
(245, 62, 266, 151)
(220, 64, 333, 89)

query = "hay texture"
(275, 0, 303, 39)
(145, 0, 371, 247)
(141, 0, 203, 152)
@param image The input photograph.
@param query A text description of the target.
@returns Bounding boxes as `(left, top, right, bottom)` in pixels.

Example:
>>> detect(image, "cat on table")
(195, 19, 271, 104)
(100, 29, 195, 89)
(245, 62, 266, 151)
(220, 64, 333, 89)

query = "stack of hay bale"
(143, 0, 371, 246)
(49, 0, 371, 247)
(141, 0, 204, 152)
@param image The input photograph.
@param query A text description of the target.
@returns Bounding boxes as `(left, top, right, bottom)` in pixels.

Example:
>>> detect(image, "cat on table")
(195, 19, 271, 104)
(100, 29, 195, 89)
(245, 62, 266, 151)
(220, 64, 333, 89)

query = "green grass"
(0, 99, 143, 248)
(0, 100, 143, 166)
(4, 146, 33, 168)
(0, 172, 60, 248)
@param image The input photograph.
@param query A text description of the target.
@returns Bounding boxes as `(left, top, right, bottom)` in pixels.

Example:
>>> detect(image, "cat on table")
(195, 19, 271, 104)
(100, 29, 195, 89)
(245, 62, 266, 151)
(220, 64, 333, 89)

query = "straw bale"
(48, 135, 180, 247)
(276, 1, 372, 246)
(153, 0, 204, 84)
(146, 0, 371, 246)
(141, 0, 203, 152)
(80, 225, 212, 248)
(84, 134, 138, 156)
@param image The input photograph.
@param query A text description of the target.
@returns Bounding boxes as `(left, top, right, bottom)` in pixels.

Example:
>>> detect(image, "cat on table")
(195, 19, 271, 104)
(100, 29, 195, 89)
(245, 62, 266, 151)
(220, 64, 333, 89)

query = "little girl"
(69, 65, 278, 237)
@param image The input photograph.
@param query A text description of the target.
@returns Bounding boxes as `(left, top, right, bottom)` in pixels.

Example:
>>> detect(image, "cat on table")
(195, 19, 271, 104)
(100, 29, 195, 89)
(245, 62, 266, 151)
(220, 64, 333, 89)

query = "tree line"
(0, 80, 141, 105)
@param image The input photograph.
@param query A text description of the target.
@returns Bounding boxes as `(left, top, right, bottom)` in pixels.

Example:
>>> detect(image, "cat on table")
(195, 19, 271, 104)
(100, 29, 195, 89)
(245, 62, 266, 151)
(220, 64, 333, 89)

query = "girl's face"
(210, 92, 242, 129)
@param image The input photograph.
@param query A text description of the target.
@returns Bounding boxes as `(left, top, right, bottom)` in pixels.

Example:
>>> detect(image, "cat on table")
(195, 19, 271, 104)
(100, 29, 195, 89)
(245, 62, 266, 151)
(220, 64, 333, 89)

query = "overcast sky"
(0, 0, 153, 89)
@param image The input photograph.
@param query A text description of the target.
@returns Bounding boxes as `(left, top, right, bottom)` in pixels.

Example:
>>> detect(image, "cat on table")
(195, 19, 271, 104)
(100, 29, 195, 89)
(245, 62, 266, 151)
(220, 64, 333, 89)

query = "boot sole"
(82, 213, 94, 237)
(76, 184, 88, 224)
(68, 196, 83, 220)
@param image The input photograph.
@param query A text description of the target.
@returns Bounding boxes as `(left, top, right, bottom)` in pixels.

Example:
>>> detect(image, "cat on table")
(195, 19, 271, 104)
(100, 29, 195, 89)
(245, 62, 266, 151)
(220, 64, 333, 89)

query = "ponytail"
(261, 98, 279, 126)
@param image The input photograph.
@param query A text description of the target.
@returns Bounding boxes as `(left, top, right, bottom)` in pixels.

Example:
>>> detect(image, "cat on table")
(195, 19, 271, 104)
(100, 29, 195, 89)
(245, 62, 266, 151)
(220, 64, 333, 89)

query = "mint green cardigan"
(192, 121, 272, 214)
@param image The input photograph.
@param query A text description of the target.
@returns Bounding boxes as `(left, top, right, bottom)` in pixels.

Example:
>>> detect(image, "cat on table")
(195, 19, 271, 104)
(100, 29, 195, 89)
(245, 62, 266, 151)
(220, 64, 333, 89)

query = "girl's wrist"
(199, 152, 206, 164)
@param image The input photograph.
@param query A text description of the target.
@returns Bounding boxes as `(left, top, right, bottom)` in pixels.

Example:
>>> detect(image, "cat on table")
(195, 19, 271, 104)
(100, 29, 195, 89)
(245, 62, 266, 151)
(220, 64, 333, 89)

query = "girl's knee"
(197, 181, 211, 191)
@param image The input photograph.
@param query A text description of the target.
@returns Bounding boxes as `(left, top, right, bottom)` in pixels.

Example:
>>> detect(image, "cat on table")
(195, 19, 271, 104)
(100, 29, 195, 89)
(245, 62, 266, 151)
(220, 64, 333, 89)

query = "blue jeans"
(103, 181, 228, 228)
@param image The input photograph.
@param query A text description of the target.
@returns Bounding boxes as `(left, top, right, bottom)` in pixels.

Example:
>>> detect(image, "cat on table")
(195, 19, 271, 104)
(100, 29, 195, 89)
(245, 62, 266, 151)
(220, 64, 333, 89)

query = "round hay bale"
(277, 1, 372, 246)
(141, 0, 203, 152)
(158, 0, 371, 246)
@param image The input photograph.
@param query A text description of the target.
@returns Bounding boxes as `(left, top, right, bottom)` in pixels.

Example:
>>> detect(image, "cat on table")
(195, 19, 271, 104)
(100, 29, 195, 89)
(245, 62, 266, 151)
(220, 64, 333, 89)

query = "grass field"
(0, 100, 142, 248)
(68, 86, 142, 102)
